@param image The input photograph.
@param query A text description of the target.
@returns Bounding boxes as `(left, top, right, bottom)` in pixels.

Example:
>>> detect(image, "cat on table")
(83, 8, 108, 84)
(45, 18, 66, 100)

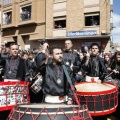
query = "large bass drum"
(8, 104, 92, 120)
(75, 82, 118, 116)
(0, 81, 29, 111)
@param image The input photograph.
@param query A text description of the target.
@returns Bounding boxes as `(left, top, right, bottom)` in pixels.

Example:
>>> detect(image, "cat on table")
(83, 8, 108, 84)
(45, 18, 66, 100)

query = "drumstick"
(105, 71, 114, 79)
(105, 68, 119, 79)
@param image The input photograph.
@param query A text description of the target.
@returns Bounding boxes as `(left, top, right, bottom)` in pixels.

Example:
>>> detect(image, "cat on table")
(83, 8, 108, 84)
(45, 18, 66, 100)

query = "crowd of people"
(0, 40, 120, 120)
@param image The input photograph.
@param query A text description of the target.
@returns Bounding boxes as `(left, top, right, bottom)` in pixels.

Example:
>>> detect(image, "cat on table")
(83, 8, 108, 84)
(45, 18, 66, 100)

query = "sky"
(111, 0, 120, 44)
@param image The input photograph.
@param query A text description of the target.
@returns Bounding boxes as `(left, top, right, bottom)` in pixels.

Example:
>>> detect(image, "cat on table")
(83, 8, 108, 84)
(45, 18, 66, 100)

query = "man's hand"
(86, 51, 90, 58)
(78, 71, 82, 76)
(67, 100, 73, 105)
(113, 69, 119, 74)
(29, 77, 33, 81)
(96, 79, 101, 84)
(107, 67, 112, 71)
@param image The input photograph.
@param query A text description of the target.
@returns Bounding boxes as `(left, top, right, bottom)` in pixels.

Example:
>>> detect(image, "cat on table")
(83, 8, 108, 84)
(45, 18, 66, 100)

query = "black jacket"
(39, 62, 74, 99)
(3, 56, 29, 81)
(83, 55, 108, 81)
(62, 50, 81, 73)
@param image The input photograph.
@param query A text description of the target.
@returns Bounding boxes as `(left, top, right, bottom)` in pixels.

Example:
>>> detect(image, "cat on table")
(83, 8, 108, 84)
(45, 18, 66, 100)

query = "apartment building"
(46, 0, 113, 53)
(1, 0, 113, 52)
(1, 0, 45, 50)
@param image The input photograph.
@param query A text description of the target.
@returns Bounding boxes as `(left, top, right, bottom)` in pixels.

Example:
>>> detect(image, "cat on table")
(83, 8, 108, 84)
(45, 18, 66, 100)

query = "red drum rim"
(90, 107, 117, 116)
(76, 82, 118, 95)
(0, 81, 28, 85)
(0, 106, 13, 111)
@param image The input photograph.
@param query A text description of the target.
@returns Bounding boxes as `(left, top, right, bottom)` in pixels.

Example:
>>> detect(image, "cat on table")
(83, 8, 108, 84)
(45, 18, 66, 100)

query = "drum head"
(76, 82, 116, 92)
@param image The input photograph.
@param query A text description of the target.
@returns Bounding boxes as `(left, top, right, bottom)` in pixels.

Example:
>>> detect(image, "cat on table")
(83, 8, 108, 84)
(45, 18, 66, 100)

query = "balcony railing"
(3, 17, 12, 25)
(3, 0, 12, 6)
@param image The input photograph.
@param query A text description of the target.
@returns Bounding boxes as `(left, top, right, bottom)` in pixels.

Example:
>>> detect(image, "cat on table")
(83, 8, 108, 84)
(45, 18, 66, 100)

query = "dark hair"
(65, 39, 72, 43)
(49, 45, 62, 54)
(90, 43, 100, 49)
(116, 51, 120, 56)
(39, 40, 47, 45)
(21, 52, 28, 57)
(28, 51, 34, 55)
(10, 43, 18, 48)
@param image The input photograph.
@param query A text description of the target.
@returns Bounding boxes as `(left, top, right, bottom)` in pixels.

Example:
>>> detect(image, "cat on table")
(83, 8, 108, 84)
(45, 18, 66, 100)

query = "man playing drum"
(38, 45, 74, 104)
(0, 43, 30, 82)
(84, 43, 108, 83)
(0, 43, 30, 120)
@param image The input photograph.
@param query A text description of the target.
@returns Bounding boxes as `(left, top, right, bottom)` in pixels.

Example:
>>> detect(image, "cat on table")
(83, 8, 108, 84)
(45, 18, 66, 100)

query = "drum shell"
(8, 104, 92, 120)
(76, 82, 118, 116)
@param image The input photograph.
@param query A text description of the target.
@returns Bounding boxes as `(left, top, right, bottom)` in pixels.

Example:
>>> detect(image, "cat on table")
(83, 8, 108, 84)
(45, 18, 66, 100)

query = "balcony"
(85, 14, 100, 26)
(2, 11, 13, 28)
(20, 5, 31, 22)
(3, 0, 12, 6)
(20, 10, 31, 22)
(18, 4, 37, 26)
(3, 17, 12, 25)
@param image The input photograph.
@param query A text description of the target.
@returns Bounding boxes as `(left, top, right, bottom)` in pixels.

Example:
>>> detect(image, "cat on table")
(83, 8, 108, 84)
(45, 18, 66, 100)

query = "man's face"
(28, 54, 34, 60)
(104, 55, 109, 61)
(10, 45, 19, 57)
(91, 45, 99, 55)
(65, 40, 73, 50)
(23, 54, 28, 60)
(52, 49, 63, 63)
(79, 53, 84, 60)
(116, 55, 120, 62)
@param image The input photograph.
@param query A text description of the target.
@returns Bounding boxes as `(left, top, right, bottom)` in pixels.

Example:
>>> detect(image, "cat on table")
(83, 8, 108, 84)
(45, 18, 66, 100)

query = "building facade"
(1, 0, 113, 52)
(1, 0, 45, 50)
(46, 0, 113, 53)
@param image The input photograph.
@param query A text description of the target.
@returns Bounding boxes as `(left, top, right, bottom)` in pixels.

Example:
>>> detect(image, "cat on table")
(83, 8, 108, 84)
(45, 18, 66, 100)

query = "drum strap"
(62, 65, 73, 87)
(62, 65, 80, 106)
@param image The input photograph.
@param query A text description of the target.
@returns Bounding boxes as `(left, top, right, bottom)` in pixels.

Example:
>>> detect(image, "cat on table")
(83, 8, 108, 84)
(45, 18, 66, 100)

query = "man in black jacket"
(63, 40, 81, 82)
(0, 43, 30, 120)
(84, 43, 107, 83)
(39, 45, 74, 104)
(1, 43, 29, 81)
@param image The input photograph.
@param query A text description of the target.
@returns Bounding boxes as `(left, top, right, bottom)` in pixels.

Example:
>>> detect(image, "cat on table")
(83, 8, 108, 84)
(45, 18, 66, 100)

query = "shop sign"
(67, 30, 97, 37)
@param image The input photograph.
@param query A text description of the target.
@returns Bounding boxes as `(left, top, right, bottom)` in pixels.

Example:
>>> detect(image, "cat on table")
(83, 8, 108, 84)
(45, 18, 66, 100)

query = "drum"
(8, 104, 92, 120)
(0, 81, 29, 111)
(75, 82, 118, 116)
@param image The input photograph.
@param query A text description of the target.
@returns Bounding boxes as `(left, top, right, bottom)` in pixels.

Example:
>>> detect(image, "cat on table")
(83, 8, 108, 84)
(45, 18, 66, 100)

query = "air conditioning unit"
(101, 30, 106, 35)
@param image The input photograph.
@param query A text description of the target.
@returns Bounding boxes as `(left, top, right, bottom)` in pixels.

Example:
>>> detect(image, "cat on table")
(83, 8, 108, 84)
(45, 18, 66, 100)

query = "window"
(3, 11, 12, 25)
(85, 13, 100, 26)
(3, 0, 12, 6)
(20, 4, 31, 22)
(54, 16, 66, 29)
